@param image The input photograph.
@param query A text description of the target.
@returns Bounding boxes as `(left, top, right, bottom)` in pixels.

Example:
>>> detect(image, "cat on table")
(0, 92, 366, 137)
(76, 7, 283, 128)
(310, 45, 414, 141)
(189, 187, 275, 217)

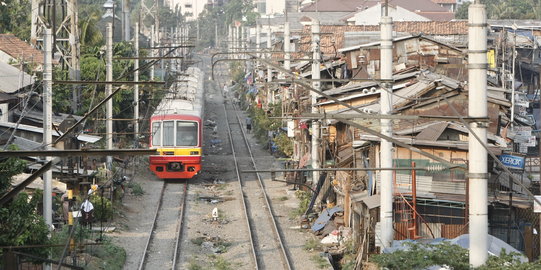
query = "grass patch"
(209, 255, 233, 270)
(188, 258, 203, 270)
(289, 190, 311, 218)
(191, 237, 231, 253)
(277, 196, 289, 201)
(214, 238, 232, 254)
(216, 183, 228, 190)
(86, 237, 126, 270)
(304, 238, 323, 251)
(128, 182, 145, 196)
(311, 254, 329, 269)
(191, 237, 205, 246)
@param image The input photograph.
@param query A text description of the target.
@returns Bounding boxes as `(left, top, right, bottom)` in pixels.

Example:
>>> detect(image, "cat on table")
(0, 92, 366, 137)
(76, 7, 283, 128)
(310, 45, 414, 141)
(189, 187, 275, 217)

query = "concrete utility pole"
(170, 27, 175, 70)
(267, 19, 273, 104)
(511, 26, 517, 124)
(150, 25, 155, 80)
(284, 21, 291, 72)
(311, 19, 321, 187)
(134, 22, 140, 144)
(122, 0, 130, 41)
(235, 26, 238, 59)
(106, 23, 113, 169)
(228, 25, 233, 58)
(244, 26, 248, 55)
(43, 28, 53, 229)
(68, 0, 80, 113)
(256, 23, 261, 64)
(468, 2, 488, 267)
(231, 26, 235, 58)
(379, 4, 394, 249)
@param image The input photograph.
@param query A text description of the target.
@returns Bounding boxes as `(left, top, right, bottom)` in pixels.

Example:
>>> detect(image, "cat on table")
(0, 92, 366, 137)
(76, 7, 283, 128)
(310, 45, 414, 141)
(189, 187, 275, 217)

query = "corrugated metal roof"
(0, 122, 101, 143)
(415, 122, 448, 141)
(0, 61, 34, 93)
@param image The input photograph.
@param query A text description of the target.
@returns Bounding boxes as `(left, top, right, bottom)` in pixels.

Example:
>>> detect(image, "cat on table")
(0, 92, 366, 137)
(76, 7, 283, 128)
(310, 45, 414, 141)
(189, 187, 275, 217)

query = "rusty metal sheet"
(441, 224, 468, 239)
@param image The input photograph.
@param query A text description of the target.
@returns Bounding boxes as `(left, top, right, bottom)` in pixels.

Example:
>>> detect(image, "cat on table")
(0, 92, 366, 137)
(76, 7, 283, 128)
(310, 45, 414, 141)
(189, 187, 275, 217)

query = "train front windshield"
(176, 121, 198, 146)
(151, 120, 198, 147)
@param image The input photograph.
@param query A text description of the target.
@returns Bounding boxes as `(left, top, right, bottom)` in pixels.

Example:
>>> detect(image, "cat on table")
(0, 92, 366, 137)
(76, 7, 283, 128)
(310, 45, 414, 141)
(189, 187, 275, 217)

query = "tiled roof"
(417, 11, 455, 21)
(0, 34, 43, 65)
(297, 21, 468, 57)
(430, 0, 456, 4)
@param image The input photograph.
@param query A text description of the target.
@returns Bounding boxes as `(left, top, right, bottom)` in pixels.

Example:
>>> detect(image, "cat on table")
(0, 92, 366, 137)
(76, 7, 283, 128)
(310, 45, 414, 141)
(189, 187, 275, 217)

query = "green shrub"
(128, 182, 145, 196)
(370, 242, 540, 270)
(371, 242, 468, 270)
(89, 195, 113, 221)
(291, 190, 311, 217)
(273, 133, 293, 157)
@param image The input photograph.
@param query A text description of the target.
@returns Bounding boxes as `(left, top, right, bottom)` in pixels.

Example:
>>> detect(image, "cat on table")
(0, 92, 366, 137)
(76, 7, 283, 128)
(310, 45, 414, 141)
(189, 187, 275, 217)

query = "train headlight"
(190, 151, 199, 155)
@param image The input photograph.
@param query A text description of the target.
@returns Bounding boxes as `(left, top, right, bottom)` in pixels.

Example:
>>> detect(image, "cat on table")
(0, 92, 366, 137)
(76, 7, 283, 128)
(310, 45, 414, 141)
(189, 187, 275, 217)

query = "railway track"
(222, 99, 293, 270)
(138, 180, 188, 270)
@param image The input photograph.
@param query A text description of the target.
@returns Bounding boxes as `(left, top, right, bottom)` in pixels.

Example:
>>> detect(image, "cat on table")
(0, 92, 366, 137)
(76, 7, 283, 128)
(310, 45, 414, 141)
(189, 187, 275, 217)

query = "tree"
(455, 0, 541, 19)
(0, 146, 50, 261)
(0, 0, 32, 40)
(79, 6, 104, 47)
(0, 146, 27, 195)
(196, 0, 259, 48)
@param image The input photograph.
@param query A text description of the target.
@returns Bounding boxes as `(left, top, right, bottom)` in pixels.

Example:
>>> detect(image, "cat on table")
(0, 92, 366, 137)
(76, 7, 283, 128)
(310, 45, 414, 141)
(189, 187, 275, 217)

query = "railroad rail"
(138, 180, 188, 270)
(222, 97, 293, 270)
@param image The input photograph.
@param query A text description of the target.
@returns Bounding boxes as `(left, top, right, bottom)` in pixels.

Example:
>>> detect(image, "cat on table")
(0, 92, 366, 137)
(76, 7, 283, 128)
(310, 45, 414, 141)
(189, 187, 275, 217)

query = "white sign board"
(287, 120, 295, 138)
(534, 196, 541, 213)
(524, 136, 538, 147)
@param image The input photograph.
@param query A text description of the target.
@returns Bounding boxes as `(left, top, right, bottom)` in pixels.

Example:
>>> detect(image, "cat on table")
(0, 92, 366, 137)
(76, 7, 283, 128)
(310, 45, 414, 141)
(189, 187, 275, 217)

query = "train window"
(163, 121, 175, 146)
(152, 122, 161, 146)
(176, 121, 198, 146)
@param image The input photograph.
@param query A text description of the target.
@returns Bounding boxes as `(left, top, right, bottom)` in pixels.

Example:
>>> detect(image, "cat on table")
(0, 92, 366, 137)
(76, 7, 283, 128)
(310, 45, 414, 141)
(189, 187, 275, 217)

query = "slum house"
(270, 22, 468, 175)
(276, 31, 468, 184)
(487, 23, 541, 155)
(313, 69, 539, 258)
(338, 35, 467, 82)
(0, 115, 101, 198)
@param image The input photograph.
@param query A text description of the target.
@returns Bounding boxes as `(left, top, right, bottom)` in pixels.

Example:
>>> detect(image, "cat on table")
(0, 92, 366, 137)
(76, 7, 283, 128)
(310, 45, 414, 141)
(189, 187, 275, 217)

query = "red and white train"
(149, 67, 204, 179)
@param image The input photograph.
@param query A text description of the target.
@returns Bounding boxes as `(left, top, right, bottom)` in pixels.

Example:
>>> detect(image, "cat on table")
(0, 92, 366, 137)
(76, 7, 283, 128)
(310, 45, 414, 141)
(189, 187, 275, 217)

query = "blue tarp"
(311, 206, 343, 232)
(247, 86, 258, 94)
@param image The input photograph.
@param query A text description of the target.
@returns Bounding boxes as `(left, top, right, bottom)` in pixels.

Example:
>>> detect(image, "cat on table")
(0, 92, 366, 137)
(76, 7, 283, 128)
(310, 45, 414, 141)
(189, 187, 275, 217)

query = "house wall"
(320, 95, 378, 112)
(0, 103, 8, 122)
(351, 4, 431, 25)
(0, 50, 14, 64)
